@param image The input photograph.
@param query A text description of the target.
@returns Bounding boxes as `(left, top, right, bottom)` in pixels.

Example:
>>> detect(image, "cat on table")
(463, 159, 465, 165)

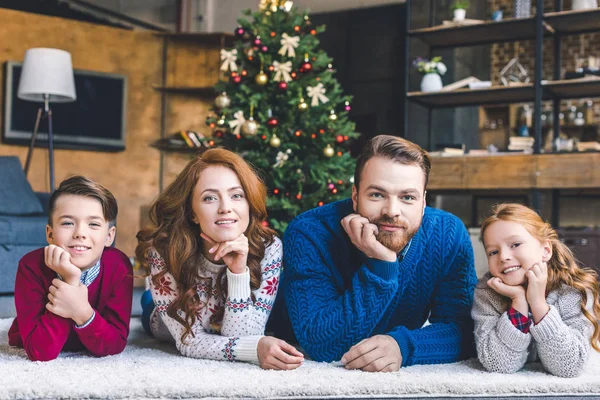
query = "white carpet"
(1, 318, 600, 399)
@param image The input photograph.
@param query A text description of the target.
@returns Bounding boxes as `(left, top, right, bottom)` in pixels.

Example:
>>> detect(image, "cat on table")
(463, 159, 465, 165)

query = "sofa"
(0, 156, 49, 294)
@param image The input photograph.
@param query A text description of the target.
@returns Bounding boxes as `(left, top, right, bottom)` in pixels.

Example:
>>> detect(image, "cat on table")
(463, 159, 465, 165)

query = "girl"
(136, 148, 304, 370)
(472, 203, 600, 377)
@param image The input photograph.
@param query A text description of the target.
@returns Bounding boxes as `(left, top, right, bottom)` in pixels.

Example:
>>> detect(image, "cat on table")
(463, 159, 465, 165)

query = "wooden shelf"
(407, 84, 538, 108)
(543, 78, 600, 99)
(151, 140, 206, 154)
(428, 152, 600, 190)
(408, 17, 548, 49)
(152, 85, 216, 96)
(155, 32, 235, 46)
(544, 8, 600, 35)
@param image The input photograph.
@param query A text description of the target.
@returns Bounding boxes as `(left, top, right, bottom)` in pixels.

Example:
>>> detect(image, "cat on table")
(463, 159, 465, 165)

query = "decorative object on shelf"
(514, 0, 531, 18)
(413, 56, 446, 92)
(451, 0, 469, 22)
(18, 47, 77, 191)
(492, 7, 504, 21)
(499, 57, 530, 86)
(571, 0, 598, 11)
(215, 92, 231, 109)
(439, 76, 480, 92)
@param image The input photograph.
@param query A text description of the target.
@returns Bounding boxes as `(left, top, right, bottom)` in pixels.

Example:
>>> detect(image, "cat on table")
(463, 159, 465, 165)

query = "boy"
(8, 176, 133, 361)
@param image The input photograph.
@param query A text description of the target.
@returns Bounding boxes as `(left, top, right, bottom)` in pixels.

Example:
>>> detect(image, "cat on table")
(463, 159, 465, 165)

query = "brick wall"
(489, 0, 600, 120)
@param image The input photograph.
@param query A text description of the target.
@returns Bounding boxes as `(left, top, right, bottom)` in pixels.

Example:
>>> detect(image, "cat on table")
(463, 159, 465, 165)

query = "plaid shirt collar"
(56, 259, 101, 287)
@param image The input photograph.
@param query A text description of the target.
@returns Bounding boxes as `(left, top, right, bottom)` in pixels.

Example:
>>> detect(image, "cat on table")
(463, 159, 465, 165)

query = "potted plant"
(451, 0, 469, 22)
(413, 56, 447, 92)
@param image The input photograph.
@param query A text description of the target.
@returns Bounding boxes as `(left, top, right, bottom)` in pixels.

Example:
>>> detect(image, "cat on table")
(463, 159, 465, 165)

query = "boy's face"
(46, 194, 115, 270)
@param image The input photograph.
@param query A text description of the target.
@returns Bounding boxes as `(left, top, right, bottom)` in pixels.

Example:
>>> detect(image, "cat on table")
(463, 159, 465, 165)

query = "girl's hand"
(201, 233, 248, 274)
(487, 276, 528, 315)
(257, 336, 304, 370)
(526, 262, 550, 323)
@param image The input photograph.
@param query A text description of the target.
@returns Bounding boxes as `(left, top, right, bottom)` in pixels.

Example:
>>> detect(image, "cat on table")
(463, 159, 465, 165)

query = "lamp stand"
(23, 95, 55, 191)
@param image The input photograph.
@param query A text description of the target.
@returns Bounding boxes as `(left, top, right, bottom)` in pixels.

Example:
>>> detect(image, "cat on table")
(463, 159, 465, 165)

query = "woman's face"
(191, 165, 250, 244)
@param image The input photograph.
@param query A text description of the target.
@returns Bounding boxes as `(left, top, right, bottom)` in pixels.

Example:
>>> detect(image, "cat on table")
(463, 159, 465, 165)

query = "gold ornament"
(298, 98, 308, 112)
(216, 115, 226, 127)
(215, 92, 231, 109)
(255, 71, 269, 86)
(241, 117, 259, 137)
(323, 145, 335, 158)
(270, 134, 281, 148)
(329, 110, 338, 121)
(259, 0, 292, 11)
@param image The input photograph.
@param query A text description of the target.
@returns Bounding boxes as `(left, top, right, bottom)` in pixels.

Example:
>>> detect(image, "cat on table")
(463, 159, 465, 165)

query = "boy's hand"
(341, 214, 397, 262)
(201, 233, 248, 275)
(46, 279, 94, 325)
(44, 245, 81, 286)
(526, 262, 550, 323)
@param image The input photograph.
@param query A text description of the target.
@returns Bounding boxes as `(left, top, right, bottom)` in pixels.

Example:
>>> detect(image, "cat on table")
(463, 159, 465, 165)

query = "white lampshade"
(18, 48, 77, 103)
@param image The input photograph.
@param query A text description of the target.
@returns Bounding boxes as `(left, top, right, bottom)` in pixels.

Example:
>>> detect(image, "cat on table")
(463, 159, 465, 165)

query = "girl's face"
(191, 165, 250, 246)
(483, 220, 552, 286)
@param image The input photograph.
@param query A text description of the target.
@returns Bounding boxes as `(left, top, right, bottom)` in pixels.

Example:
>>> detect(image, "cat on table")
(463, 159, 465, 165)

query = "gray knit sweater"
(471, 272, 595, 377)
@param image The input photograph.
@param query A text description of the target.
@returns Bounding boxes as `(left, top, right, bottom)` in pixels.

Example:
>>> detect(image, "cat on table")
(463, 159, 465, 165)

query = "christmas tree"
(206, 0, 359, 233)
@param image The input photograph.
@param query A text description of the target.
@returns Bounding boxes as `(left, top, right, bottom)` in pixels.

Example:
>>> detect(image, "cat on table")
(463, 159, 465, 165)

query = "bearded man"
(275, 135, 477, 371)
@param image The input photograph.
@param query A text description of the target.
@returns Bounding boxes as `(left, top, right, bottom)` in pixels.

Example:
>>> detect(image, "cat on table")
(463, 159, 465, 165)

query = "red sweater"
(8, 247, 133, 361)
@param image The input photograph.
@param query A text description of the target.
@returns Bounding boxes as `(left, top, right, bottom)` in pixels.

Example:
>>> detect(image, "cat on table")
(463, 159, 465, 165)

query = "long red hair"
(136, 149, 275, 342)
(481, 203, 600, 352)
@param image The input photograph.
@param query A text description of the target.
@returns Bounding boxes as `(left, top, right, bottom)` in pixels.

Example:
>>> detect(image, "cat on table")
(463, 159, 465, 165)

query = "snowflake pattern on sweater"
(147, 237, 282, 364)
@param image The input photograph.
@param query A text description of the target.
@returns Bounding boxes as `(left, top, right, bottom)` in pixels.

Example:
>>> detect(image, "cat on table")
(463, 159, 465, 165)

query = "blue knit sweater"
(282, 199, 477, 366)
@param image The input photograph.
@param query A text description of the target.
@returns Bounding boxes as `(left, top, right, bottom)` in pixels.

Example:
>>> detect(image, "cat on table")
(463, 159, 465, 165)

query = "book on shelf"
(577, 141, 600, 152)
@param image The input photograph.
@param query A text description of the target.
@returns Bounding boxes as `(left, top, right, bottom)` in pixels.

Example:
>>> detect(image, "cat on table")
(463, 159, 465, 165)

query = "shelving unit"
(154, 33, 232, 190)
(404, 0, 600, 225)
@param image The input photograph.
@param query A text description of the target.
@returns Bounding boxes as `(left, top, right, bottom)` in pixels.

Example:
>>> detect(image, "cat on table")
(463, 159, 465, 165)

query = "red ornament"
(273, 188, 280, 195)
(253, 38, 261, 46)
(327, 183, 335, 189)
(235, 27, 245, 37)
(336, 135, 344, 143)
(267, 117, 279, 127)
(279, 82, 288, 90)
(214, 130, 225, 138)
(261, 220, 269, 227)
(318, 201, 324, 207)
(233, 75, 242, 84)
(296, 193, 302, 200)
(261, 45, 269, 53)
(300, 62, 312, 72)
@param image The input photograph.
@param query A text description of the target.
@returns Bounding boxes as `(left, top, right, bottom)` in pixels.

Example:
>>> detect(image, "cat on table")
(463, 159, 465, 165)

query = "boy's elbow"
(26, 347, 60, 362)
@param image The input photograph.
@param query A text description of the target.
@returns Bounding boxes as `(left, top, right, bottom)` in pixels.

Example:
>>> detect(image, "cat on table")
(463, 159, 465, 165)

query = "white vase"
(420, 73, 443, 92)
(453, 8, 466, 22)
(572, 0, 598, 10)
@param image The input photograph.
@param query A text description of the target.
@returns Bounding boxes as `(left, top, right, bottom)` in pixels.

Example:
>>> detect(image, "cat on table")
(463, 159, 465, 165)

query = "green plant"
(451, 0, 469, 11)
(412, 56, 447, 75)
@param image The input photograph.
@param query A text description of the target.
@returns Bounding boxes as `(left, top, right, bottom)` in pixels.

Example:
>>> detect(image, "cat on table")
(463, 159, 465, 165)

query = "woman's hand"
(526, 262, 550, 323)
(257, 336, 304, 370)
(201, 233, 249, 274)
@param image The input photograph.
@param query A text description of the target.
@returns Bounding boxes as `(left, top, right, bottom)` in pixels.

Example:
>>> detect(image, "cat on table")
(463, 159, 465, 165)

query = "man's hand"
(341, 335, 401, 372)
(341, 214, 397, 262)
(46, 279, 94, 325)
(526, 262, 550, 323)
(257, 336, 304, 370)
(487, 277, 528, 315)
(44, 245, 81, 286)
(201, 233, 248, 275)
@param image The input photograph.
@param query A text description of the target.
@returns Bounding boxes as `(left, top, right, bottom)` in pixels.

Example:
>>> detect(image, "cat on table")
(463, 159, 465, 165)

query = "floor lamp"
(19, 48, 76, 192)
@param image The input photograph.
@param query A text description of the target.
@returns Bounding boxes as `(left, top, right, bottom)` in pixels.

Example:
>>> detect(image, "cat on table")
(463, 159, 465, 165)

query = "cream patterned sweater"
(471, 272, 595, 377)
(147, 237, 282, 364)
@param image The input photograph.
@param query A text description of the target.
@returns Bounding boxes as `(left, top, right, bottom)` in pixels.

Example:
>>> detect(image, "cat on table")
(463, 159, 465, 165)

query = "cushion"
(0, 215, 48, 245)
(0, 157, 44, 215)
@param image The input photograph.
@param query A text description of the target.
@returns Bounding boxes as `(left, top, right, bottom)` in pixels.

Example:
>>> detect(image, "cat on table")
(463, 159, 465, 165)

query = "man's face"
(352, 157, 426, 253)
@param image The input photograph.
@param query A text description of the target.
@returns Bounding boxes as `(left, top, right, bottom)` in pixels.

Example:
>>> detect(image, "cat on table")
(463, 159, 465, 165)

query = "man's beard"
(370, 215, 417, 253)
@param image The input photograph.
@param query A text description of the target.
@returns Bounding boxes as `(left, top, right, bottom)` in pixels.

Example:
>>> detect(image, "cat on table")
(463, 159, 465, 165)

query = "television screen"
(3, 61, 127, 152)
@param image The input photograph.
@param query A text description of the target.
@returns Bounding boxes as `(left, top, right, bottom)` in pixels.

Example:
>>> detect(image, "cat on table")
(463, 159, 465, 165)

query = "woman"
(136, 148, 304, 370)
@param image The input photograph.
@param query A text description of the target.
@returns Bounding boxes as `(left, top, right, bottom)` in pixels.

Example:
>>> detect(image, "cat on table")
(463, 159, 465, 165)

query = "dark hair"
(354, 135, 432, 189)
(481, 203, 600, 352)
(48, 176, 118, 227)
(136, 148, 276, 342)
